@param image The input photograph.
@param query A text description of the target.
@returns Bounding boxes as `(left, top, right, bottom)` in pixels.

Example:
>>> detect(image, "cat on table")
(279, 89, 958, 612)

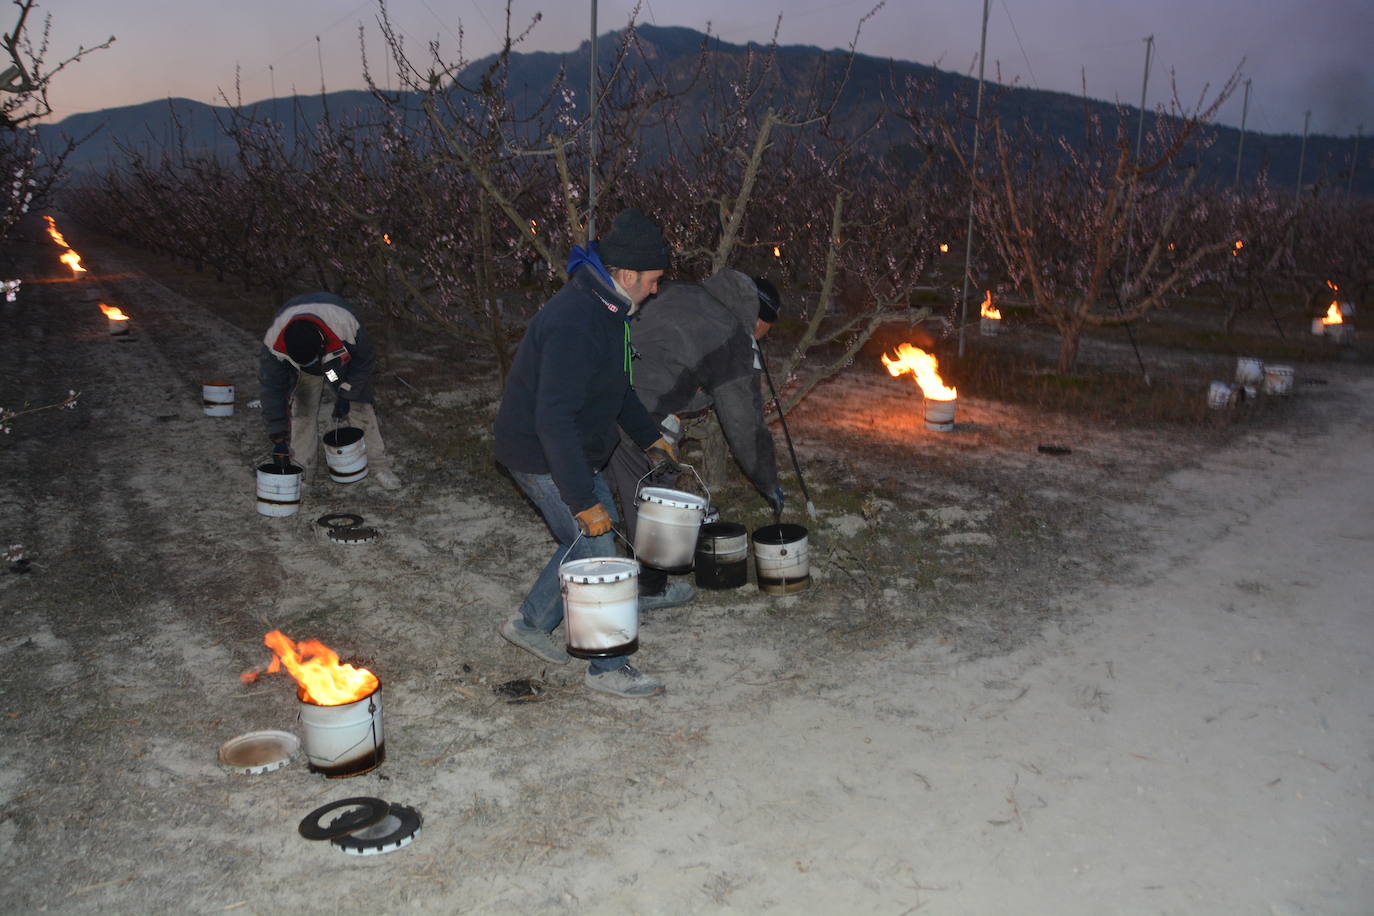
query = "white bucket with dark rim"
(297, 683, 385, 778)
(202, 382, 234, 417)
(256, 462, 303, 517)
(695, 521, 749, 590)
(1263, 364, 1294, 396)
(980, 317, 1000, 337)
(752, 523, 810, 595)
(1234, 358, 1264, 387)
(322, 426, 368, 484)
(1207, 381, 1237, 410)
(561, 557, 640, 658)
(924, 397, 957, 432)
(635, 486, 707, 571)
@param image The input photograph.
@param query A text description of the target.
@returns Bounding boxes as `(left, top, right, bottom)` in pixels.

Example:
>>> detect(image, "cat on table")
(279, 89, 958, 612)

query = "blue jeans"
(507, 468, 627, 674)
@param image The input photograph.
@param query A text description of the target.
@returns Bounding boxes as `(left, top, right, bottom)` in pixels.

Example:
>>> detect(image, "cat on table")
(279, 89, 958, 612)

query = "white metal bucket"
(322, 426, 368, 484)
(635, 486, 707, 571)
(1262, 364, 1294, 396)
(561, 557, 640, 658)
(980, 317, 1001, 337)
(924, 397, 957, 432)
(202, 382, 234, 417)
(752, 523, 810, 595)
(1234, 358, 1264, 387)
(298, 684, 385, 778)
(256, 462, 303, 517)
(1207, 381, 1237, 410)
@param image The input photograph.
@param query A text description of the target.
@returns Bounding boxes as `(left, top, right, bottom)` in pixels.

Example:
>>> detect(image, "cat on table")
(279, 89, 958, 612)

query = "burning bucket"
(752, 523, 810, 595)
(202, 382, 234, 417)
(924, 397, 957, 432)
(560, 557, 640, 658)
(695, 522, 749, 590)
(298, 683, 385, 778)
(256, 462, 303, 517)
(634, 486, 707, 571)
(1262, 365, 1294, 396)
(1207, 381, 1238, 410)
(322, 427, 368, 484)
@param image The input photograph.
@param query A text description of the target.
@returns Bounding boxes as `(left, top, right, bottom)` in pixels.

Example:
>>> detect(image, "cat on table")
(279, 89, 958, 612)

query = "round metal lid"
(331, 803, 423, 856)
(559, 557, 639, 583)
(328, 525, 379, 544)
(317, 513, 364, 530)
(299, 797, 392, 841)
(218, 730, 300, 775)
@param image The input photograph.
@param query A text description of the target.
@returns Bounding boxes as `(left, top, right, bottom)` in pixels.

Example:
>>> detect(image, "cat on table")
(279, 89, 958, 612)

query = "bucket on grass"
(202, 382, 235, 417)
(322, 426, 368, 484)
(1262, 364, 1294, 396)
(924, 397, 957, 432)
(297, 683, 385, 778)
(560, 557, 640, 658)
(752, 523, 810, 595)
(634, 486, 707, 572)
(695, 522, 749, 590)
(1234, 358, 1264, 387)
(256, 462, 303, 517)
(1207, 381, 1238, 410)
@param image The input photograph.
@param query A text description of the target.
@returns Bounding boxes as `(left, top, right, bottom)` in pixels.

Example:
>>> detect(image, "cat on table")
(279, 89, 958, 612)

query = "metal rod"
(956, 0, 991, 358)
(757, 348, 815, 520)
(1234, 78, 1250, 186)
(1119, 34, 1153, 296)
(1296, 109, 1310, 201)
(587, 0, 598, 242)
(1347, 124, 1362, 198)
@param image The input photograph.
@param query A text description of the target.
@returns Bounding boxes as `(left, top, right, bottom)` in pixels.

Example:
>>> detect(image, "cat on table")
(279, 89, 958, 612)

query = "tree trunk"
(1056, 326, 1082, 375)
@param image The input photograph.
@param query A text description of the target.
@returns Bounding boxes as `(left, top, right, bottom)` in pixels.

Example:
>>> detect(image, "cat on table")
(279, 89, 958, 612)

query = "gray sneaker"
(639, 581, 695, 611)
(584, 664, 665, 698)
(498, 616, 571, 665)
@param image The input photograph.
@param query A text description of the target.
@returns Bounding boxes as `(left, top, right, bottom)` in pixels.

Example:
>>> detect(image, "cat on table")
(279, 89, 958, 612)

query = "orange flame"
(99, 303, 130, 321)
(980, 289, 1001, 320)
(773, 246, 782, 258)
(59, 250, 86, 274)
(939, 243, 950, 253)
(1322, 281, 1344, 325)
(1232, 239, 1244, 257)
(248, 630, 378, 706)
(42, 215, 69, 247)
(882, 342, 957, 401)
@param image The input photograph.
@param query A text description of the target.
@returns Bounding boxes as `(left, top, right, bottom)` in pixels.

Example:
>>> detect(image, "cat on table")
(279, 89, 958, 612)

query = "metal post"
(587, 0, 599, 242)
(1347, 124, 1362, 197)
(1234, 78, 1250, 186)
(1295, 109, 1310, 201)
(956, 0, 991, 358)
(1120, 35, 1153, 297)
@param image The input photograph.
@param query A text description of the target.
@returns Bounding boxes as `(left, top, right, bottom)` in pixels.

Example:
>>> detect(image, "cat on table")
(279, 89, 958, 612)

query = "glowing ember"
(773, 246, 782, 258)
(979, 289, 1001, 320)
(98, 303, 130, 321)
(1321, 281, 1343, 326)
(1232, 239, 1244, 256)
(59, 250, 86, 274)
(881, 342, 957, 401)
(939, 243, 950, 253)
(245, 629, 378, 706)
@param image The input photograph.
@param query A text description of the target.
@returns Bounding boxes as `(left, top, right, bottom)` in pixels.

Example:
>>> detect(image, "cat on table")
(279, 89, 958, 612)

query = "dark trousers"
(604, 434, 679, 595)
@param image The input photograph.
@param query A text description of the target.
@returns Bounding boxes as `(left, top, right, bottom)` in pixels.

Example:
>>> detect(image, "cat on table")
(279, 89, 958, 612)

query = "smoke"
(1304, 64, 1374, 135)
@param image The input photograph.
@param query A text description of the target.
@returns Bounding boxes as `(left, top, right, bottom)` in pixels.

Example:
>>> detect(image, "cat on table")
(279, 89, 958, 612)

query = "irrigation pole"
(1233, 78, 1251, 186)
(1295, 109, 1310, 201)
(1114, 35, 1153, 384)
(587, 0, 599, 242)
(956, 0, 991, 358)
(1347, 124, 1363, 197)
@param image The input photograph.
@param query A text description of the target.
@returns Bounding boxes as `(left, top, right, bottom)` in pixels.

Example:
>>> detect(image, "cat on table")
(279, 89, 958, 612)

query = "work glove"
(645, 435, 680, 470)
(574, 503, 613, 537)
(766, 485, 785, 519)
(332, 397, 351, 420)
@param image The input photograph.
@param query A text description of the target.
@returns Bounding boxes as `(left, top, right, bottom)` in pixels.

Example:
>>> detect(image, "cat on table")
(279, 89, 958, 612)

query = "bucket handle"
(635, 460, 710, 507)
(558, 525, 636, 569)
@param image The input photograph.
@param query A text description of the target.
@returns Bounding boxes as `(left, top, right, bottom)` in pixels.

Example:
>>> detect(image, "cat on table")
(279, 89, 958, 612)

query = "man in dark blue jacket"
(494, 208, 677, 699)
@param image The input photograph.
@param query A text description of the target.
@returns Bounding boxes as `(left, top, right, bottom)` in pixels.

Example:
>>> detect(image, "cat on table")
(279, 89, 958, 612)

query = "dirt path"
(2, 227, 1370, 914)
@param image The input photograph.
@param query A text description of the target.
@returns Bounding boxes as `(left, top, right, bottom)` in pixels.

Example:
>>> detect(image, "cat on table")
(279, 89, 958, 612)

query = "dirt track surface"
(2, 227, 1371, 914)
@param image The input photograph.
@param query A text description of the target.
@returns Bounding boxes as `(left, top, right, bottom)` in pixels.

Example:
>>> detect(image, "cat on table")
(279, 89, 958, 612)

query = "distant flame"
(99, 303, 130, 321)
(980, 289, 1001, 320)
(42, 215, 69, 248)
(245, 629, 378, 706)
(383, 233, 392, 245)
(1233, 239, 1244, 256)
(1322, 281, 1344, 325)
(939, 243, 950, 253)
(773, 246, 782, 258)
(59, 249, 86, 274)
(882, 342, 957, 401)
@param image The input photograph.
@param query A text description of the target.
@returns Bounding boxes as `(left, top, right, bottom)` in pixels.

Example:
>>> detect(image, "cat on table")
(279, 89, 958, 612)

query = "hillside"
(37, 24, 1369, 195)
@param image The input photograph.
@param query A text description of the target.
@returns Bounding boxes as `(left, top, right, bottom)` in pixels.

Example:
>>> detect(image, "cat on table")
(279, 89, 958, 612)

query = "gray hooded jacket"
(629, 269, 778, 495)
